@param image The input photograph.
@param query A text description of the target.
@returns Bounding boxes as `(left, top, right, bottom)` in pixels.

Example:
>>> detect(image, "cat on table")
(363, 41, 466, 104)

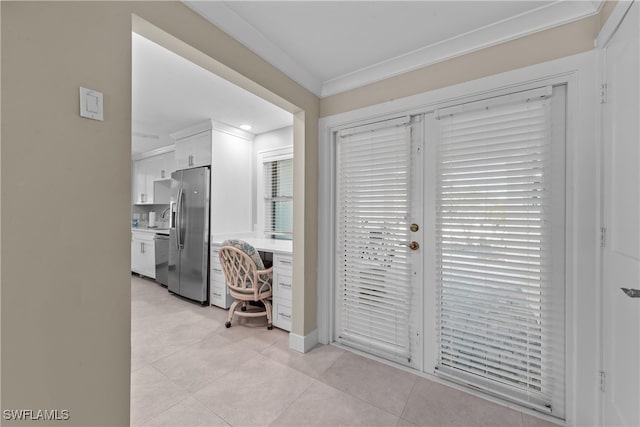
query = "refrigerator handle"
(179, 188, 186, 247)
(175, 188, 183, 250)
(169, 200, 176, 228)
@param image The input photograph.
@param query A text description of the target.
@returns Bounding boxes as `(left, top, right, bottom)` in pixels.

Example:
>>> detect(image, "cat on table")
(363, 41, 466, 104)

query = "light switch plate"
(79, 87, 104, 121)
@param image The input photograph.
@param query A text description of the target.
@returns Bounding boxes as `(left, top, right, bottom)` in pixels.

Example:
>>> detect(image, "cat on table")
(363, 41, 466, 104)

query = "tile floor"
(131, 275, 559, 427)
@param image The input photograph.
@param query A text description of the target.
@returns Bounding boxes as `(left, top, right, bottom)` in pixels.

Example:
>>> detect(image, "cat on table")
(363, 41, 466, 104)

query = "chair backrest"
(219, 245, 259, 292)
(221, 239, 265, 270)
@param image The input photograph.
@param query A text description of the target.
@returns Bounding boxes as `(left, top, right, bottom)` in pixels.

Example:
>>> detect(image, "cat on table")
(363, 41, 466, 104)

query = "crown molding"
(184, 1, 323, 96)
(595, 0, 635, 48)
(320, 1, 602, 97)
(184, 1, 602, 99)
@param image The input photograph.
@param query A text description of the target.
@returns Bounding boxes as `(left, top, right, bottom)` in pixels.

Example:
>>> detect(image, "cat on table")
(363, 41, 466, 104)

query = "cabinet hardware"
(410, 223, 420, 232)
(279, 259, 292, 265)
(161, 170, 165, 179)
(279, 312, 291, 319)
(279, 282, 292, 288)
(188, 155, 194, 166)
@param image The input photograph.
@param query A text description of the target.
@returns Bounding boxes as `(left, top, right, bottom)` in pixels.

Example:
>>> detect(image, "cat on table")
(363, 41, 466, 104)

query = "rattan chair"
(218, 242, 273, 329)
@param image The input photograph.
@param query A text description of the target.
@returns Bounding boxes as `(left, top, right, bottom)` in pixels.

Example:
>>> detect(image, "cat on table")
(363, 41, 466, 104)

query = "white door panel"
(334, 117, 423, 368)
(602, 2, 640, 425)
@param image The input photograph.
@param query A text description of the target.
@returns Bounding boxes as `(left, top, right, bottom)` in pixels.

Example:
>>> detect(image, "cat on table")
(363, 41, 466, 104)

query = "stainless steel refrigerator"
(168, 166, 210, 303)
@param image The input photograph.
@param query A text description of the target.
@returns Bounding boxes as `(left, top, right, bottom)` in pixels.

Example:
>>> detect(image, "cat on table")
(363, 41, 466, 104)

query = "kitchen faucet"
(161, 207, 170, 219)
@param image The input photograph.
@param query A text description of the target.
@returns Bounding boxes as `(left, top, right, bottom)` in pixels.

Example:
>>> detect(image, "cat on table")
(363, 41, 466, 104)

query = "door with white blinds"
(335, 117, 423, 367)
(430, 86, 566, 417)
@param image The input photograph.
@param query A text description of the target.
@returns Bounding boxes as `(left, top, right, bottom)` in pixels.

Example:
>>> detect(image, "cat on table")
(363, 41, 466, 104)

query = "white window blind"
(335, 118, 417, 365)
(264, 158, 293, 239)
(434, 88, 565, 417)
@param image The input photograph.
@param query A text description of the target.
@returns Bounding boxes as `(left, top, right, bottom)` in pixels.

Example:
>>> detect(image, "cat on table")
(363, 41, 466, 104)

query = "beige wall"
(320, 6, 617, 117)
(1, 2, 318, 426)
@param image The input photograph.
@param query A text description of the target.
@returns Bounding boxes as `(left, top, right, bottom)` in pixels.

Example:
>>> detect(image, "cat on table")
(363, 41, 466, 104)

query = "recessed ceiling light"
(240, 124, 252, 131)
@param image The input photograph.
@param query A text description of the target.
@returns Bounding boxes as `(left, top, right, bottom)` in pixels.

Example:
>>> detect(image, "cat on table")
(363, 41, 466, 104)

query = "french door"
(428, 86, 566, 418)
(333, 85, 566, 417)
(334, 116, 423, 368)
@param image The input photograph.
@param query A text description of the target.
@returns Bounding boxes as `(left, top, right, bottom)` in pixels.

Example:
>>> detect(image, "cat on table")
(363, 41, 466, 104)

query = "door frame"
(318, 49, 600, 425)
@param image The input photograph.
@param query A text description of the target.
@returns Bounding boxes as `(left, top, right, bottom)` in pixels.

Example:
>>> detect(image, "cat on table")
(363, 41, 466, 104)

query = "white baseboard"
(288, 329, 319, 353)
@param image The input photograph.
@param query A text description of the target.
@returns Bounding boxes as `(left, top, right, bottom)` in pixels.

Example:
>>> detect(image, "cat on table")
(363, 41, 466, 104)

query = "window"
(257, 146, 293, 240)
(432, 86, 566, 417)
(264, 157, 293, 239)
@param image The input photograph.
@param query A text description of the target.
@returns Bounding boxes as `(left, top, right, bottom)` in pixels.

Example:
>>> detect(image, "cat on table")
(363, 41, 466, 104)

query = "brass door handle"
(406, 241, 420, 250)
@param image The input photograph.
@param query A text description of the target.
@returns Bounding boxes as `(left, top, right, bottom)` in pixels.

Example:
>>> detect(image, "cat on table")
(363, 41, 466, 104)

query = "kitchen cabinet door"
(131, 232, 156, 278)
(175, 130, 211, 169)
(132, 159, 149, 204)
(133, 151, 175, 205)
(156, 151, 175, 180)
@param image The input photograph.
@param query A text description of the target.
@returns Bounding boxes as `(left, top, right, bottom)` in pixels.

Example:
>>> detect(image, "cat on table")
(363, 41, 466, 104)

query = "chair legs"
(225, 300, 241, 328)
(262, 298, 273, 330)
(225, 298, 273, 329)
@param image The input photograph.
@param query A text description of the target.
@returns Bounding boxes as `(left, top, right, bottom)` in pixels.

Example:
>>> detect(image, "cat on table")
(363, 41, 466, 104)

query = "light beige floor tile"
(261, 338, 345, 378)
(194, 354, 315, 426)
(270, 381, 399, 426)
(131, 277, 535, 427)
(401, 378, 524, 427)
(212, 321, 286, 352)
(142, 396, 229, 427)
(130, 365, 190, 426)
(152, 336, 260, 392)
(318, 351, 417, 416)
(132, 313, 223, 366)
(522, 413, 562, 427)
(397, 417, 420, 427)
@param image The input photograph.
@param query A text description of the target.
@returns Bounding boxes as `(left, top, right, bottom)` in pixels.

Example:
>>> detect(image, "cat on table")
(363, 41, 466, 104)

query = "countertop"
(211, 234, 292, 255)
(131, 227, 170, 236)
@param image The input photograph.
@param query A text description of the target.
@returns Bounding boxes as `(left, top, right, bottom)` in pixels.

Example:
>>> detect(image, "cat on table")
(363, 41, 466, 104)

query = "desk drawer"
(274, 254, 293, 271)
(210, 276, 230, 308)
(272, 299, 291, 331)
(274, 271, 292, 301)
(211, 253, 222, 270)
(211, 263, 224, 283)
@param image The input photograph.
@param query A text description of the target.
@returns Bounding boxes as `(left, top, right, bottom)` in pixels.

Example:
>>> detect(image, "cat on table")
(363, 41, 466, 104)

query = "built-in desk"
(210, 236, 293, 331)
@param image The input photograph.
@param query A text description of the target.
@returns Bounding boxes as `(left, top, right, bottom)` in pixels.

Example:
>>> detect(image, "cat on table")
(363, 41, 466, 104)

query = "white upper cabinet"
(171, 122, 213, 170)
(132, 149, 175, 205)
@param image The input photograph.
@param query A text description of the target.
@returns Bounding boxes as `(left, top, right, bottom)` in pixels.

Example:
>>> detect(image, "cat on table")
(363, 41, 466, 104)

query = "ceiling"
(134, 1, 603, 154)
(185, 0, 603, 97)
(132, 33, 293, 154)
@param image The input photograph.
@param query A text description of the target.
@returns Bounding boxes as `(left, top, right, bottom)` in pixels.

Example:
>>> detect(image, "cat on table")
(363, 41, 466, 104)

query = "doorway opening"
(129, 18, 304, 424)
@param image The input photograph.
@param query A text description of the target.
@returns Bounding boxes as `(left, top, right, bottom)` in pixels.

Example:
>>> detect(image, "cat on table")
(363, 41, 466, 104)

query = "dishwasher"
(155, 234, 169, 286)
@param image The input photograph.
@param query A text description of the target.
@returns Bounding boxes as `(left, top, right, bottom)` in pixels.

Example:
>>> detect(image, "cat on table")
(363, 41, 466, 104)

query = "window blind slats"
(264, 158, 293, 239)
(336, 122, 416, 364)
(435, 90, 564, 415)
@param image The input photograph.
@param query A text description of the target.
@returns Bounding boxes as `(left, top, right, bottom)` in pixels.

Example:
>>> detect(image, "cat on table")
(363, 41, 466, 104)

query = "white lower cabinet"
(131, 231, 155, 279)
(210, 244, 233, 308)
(272, 254, 293, 331)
